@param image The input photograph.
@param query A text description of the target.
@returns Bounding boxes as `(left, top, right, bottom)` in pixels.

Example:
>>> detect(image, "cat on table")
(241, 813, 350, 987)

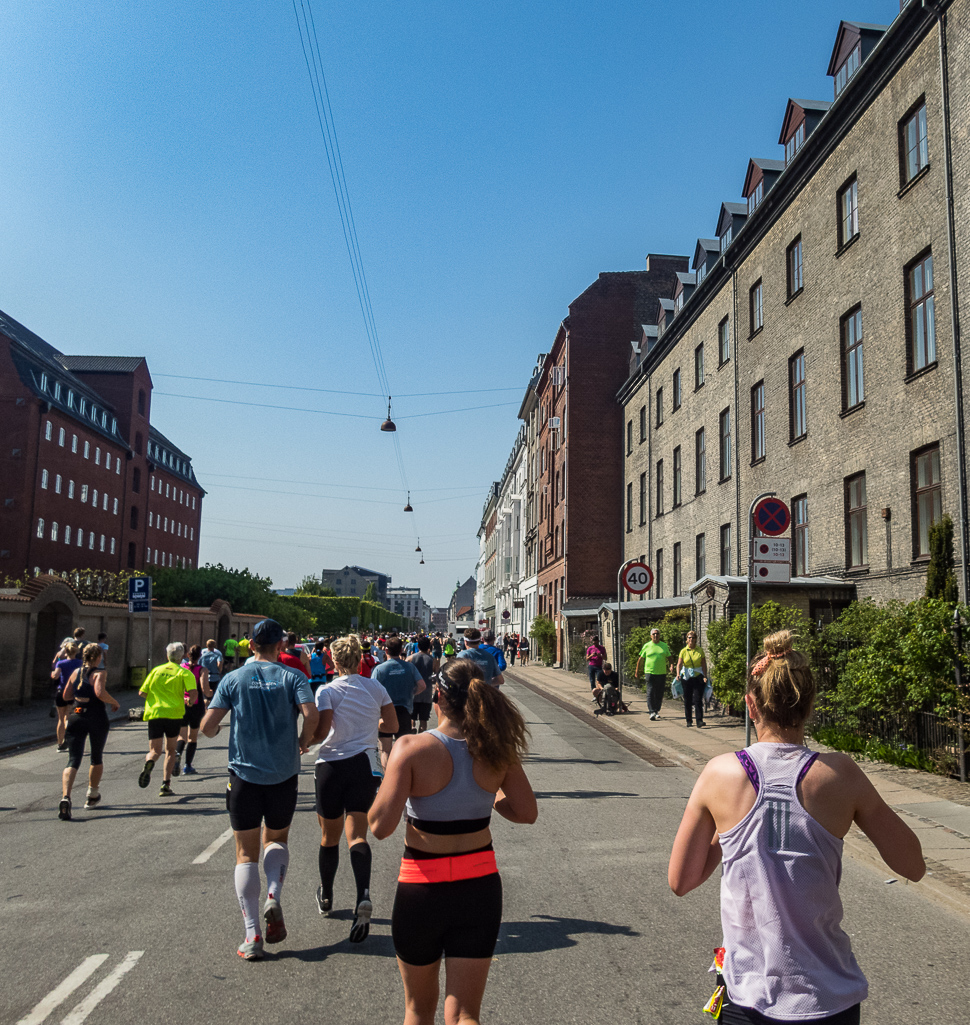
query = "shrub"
(530, 615, 557, 665)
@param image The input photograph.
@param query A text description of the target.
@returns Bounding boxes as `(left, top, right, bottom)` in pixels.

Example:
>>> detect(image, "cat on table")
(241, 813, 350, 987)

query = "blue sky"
(0, 0, 902, 605)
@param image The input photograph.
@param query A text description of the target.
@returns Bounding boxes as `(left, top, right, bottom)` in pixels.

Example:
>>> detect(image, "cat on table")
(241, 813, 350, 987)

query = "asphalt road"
(2, 681, 969, 1024)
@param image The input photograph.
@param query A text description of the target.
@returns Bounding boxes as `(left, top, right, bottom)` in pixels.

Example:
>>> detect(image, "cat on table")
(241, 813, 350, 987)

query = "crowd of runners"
(46, 618, 929, 1024)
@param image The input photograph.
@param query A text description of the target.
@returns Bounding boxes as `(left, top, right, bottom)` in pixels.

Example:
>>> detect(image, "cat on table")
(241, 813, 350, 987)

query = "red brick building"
(533, 257, 688, 655)
(0, 309, 204, 576)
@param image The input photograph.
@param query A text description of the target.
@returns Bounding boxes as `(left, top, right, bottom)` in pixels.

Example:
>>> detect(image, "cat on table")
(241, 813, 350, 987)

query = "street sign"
(128, 575, 152, 613)
(622, 562, 653, 594)
(752, 537, 791, 583)
(753, 497, 791, 536)
(513, 600, 525, 608)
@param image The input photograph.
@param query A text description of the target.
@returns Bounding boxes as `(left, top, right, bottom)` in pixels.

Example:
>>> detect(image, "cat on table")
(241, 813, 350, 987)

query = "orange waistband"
(398, 849, 498, 884)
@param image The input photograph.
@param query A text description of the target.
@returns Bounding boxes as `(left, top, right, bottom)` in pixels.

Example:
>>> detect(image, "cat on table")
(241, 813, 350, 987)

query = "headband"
(750, 649, 791, 677)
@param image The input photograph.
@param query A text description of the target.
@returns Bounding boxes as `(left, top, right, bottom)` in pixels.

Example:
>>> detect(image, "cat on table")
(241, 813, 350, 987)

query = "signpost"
(615, 560, 653, 697)
(752, 538, 791, 582)
(128, 576, 153, 671)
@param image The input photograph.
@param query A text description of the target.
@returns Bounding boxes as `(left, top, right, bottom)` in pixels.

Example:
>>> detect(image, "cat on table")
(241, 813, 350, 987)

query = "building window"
(64, 525, 71, 545)
(83, 441, 90, 459)
(672, 370, 682, 411)
(673, 542, 682, 597)
(113, 497, 118, 514)
(639, 404, 646, 443)
(841, 307, 864, 410)
(751, 383, 766, 463)
(41, 469, 49, 489)
(133, 467, 141, 493)
(100, 534, 106, 552)
(80, 485, 88, 503)
(45, 420, 52, 441)
(110, 538, 116, 555)
(138, 389, 146, 415)
(94, 447, 100, 466)
(626, 420, 633, 455)
(77, 527, 83, 547)
(130, 507, 139, 530)
(115, 457, 121, 474)
(71, 434, 77, 453)
(900, 100, 929, 186)
(639, 472, 647, 526)
(656, 460, 664, 516)
(718, 317, 730, 365)
(673, 446, 682, 507)
(785, 120, 805, 165)
(720, 226, 732, 253)
(747, 179, 764, 215)
(695, 343, 705, 389)
(36, 518, 45, 539)
(834, 42, 861, 97)
(749, 279, 763, 336)
(54, 474, 62, 494)
(719, 408, 732, 481)
(907, 251, 936, 372)
(846, 473, 868, 568)
(135, 431, 143, 455)
(656, 387, 664, 427)
(92, 489, 98, 509)
(793, 495, 808, 576)
(192, 496, 196, 510)
(68, 480, 75, 499)
(913, 445, 942, 558)
(165, 483, 170, 499)
(720, 523, 732, 575)
(838, 177, 858, 248)
(58, 428, 65, 447)
(655, 549, 664, 598)
(787, 236, 803, 298)
(128, 543, 136, 569)
(695, 428, 706, 494)
(789, 350, 807, 441)
(696, 533, 706, 580)
(102, 493, 108, 511)
(149, 512, 154, 528)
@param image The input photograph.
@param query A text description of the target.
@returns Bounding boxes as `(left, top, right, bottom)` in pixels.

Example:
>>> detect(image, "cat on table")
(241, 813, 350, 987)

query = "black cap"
(252, 619, 284, 645)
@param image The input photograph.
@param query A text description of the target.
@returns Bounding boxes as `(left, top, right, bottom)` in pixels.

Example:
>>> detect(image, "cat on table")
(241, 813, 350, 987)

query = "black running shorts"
(379, 705, 412, 740)
(65, 714, 110, 769)
(181, 700, 205, 729)
(147, 717, 183, 740)
(226, 771, 299, 832)
(314, 753, 379, 819)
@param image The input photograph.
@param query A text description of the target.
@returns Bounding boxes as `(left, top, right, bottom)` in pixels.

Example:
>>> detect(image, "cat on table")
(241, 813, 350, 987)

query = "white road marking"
(193, 826, 234, 864)
(16, 955, 109, 1025)
(59, 951, 144, 1025)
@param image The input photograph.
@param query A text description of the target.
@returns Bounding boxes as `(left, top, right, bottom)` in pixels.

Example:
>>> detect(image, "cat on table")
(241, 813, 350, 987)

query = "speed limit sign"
(622, 562, 653, 594)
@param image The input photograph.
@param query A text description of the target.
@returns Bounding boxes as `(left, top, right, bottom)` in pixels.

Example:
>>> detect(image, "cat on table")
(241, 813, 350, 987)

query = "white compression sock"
(263, 842, 289, 902)
(234, 863, 261, 941)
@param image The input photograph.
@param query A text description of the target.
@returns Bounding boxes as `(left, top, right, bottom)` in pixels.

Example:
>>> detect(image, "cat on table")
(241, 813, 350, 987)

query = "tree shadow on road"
(497, 914, 640, 954)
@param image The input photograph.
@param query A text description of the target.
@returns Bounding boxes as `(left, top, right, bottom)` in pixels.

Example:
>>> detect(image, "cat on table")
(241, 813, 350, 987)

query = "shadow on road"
(526, 757, 621, 766)
(275, 921, 396, 962)
(497, 914, 640, 954)
(532, 789, 640, 800)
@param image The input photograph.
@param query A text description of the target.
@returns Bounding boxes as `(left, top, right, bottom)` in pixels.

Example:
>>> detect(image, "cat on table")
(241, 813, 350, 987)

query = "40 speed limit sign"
(622, 562, 653, 594)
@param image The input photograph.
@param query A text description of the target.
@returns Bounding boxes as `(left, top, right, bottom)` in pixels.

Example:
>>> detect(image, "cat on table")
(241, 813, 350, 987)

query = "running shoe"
(172, 754, 182, 777)
(237, 936, 264, 960)
(159, 781, 175, 796)
(56, 742, 69, 752)
(649, 712, 657, 720)
(84, 791, 101, 809)
(58, 797, 72, 821)
(349, 898, 372, 943)
(315, 886, 333, 916)
(137, 760, 154, 788)
(182, 764, 198, 775)
(263, 898, 287, 944)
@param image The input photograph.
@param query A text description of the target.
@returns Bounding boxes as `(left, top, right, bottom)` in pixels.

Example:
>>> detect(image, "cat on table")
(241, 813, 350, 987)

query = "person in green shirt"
(635, 628, 673, 721)
(137, 642, 197, 796)
(224, 635, 239, 668)
(676, 630, 709, 728)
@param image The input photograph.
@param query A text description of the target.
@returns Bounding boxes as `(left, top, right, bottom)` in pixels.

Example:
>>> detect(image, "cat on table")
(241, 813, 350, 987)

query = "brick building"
(1, 309, 203, 576)
(618, 0, 970, 645)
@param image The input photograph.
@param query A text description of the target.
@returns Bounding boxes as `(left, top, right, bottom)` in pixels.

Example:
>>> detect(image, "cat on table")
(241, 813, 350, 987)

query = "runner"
(58, 643, 120, 820)
(431, 634, 443, 662)
(223, 634, 238, 670)
(517, 633, 530, 666)
(359, 641, 378, 678)
(236, 633, 251, 663)
(199, 638, 224, 697)
(311, 634, 398, 942)
(175, 644, 213, 776)
(457, 628, 504, 687)
(137, 642, 198, 797)
(374, 637, 426, 767)
(369, 658, 538, 1025)
(442, 634, 456, 659)
(200, 618, 318, 960)
(408, 636, 437, 734)
(310, 641, 330, 687)
(280, 632, 311, 676)
(480, 631, 507, 675)
(668, 629, 925, 1024)
(51, 642, 82, 752)
(96, 632, 109, 670)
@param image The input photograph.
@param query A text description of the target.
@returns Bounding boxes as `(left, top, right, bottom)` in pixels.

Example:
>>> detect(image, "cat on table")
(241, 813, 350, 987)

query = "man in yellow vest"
(237, 634, 251, 663)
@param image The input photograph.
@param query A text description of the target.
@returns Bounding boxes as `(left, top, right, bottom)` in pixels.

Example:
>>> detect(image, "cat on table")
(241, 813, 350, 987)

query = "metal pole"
(616, 558, 636, 699)
(954, 609, 965, 783)
(746, 492, 775, 747)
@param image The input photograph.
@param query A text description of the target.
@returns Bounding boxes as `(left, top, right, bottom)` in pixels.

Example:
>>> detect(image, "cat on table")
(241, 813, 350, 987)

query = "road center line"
(16, 955, 109, 1025)
(60, 951, 144, 1025)
(193, 827, 234, 864)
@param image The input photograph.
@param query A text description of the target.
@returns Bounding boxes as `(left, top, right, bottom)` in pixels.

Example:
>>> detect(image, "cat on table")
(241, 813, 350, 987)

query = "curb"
(0, 707, 135, 758)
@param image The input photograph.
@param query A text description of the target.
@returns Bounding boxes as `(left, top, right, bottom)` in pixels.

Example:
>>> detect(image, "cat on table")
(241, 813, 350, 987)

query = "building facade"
(321, 565, 391, 608)
(388, 586, 432, 630)
(1, 309, 203, 577)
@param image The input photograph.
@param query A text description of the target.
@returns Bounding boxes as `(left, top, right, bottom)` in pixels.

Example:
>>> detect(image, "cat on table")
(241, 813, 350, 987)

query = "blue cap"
(252, 619, 284, 645)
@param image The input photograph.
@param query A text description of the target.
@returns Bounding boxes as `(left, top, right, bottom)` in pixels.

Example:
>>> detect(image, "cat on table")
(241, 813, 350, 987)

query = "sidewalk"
(506, 664, 970, 915)
(0, 688, 144, 756)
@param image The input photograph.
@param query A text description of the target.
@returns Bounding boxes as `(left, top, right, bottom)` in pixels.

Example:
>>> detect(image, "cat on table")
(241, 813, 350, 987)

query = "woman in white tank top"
(668, 629, 925, 1024)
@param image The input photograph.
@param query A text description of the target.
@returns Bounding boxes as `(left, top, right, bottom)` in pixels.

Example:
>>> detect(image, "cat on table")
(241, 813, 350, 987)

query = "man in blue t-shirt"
(202, 618, 317, 961)
(372, 636, 425, 764)
(458, 628, 505, 686)
(481, 630, 507, 673)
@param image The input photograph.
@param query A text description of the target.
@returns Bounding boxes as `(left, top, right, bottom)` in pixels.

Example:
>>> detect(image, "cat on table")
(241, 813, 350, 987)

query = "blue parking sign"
(128, 576, 152, 613)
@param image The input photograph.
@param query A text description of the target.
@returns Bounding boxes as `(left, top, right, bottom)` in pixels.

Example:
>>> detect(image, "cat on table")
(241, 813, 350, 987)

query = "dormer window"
(40, 373, 48, 392)
(675, 291, 684, 313)
(54, 382, 62, 401)
(834, 42, 861, 97)
(747, 180, 764, 214)
(697, 263, 707, 285)
(79, 398, 87, 416)
(785, 122, 805, 165)
(720, 227, 732, 253)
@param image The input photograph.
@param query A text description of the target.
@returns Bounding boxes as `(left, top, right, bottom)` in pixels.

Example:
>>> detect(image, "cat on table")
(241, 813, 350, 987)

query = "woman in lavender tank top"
(668, 630, 925, 1024)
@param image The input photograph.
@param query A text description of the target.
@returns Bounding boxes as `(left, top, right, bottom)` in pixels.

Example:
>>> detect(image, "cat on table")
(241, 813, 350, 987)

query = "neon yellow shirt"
(140, 662, 196, 720)
(224, 638, 238, 656)
(237, 638, 251, 657)
(679, 646, 705, 669)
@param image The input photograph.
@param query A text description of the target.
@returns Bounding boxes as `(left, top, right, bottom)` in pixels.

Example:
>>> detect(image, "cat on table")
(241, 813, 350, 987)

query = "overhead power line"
(152, 373, 520, 399)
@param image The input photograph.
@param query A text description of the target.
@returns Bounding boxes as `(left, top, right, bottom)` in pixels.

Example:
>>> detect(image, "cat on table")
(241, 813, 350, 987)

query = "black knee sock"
(319, 844, 339, 897)
(350, 842, 372, 905)
(185, 741, 197, 766)
(176, 738, 185, 755)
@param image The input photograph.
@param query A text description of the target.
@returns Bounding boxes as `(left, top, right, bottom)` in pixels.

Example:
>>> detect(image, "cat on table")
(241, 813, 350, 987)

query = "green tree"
(295, 574, 335, 597)
(529, 615, 557, 665)
(363, 582, 378, 603)
(926, 514, 959, 603)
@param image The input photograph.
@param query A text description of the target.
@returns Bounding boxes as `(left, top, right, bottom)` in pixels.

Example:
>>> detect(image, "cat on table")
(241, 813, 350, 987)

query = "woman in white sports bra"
(668, 629, 925, 1024)
(369, 658, 538, 1025)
